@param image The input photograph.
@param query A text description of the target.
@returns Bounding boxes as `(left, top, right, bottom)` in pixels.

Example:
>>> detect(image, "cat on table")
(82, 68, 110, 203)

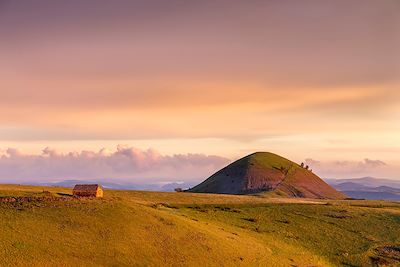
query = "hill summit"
(189, 152, 346, 199)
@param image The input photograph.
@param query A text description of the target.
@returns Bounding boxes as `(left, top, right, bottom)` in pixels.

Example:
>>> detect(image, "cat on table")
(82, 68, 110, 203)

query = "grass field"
(0, 184, 399, 266)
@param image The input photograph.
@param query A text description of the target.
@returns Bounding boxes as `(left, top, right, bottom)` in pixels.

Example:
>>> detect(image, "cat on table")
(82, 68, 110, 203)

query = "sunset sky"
(0, 0, 399, 183)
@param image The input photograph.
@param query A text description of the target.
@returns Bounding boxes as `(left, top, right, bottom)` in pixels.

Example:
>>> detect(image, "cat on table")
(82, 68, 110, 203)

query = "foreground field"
(0, 184, 399, 266)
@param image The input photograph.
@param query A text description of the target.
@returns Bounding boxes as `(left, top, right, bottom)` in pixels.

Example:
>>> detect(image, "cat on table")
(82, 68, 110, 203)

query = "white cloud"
(0, 145, 230, 183)
(304, 158, 399, 179)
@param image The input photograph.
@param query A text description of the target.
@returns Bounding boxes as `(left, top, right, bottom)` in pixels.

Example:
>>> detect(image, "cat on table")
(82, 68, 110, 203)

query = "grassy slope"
(249, 151, 299, 170)
(190, 152, 293, 191)
(0, 184, 399, 266)
(190, 152, 345, 199)
(250, 152, 346, 199)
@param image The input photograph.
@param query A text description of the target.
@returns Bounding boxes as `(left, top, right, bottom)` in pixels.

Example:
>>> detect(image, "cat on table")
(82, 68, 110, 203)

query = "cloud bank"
(0, 145, 230, 184)
(0, 146, 398, 184)
(304, 158, 399, 179)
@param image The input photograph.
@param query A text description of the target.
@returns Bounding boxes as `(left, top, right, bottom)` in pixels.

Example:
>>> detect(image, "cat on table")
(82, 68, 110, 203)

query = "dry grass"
(0, 184, 399, 266)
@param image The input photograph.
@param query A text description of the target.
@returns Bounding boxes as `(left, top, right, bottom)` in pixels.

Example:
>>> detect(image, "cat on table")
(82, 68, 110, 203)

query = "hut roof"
(73, 184, 101, 191)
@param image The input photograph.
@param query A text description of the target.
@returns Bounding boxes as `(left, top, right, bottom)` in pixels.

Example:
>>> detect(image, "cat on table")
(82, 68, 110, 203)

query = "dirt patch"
(370, 245, 400, 266)
(213, 206, 241, 213)
(151, 203, 179, 209)
(324, 213, 351, 219)
(0, 196, 75, 203)
(275, 219, 290, 224)
(242, 217, 258, 223)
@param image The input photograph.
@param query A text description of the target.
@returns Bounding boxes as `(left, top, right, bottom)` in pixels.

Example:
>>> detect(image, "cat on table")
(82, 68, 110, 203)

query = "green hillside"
(0, 184, 399, 266)
(248, 151, 300, 169)
(189, 152, 346, 199)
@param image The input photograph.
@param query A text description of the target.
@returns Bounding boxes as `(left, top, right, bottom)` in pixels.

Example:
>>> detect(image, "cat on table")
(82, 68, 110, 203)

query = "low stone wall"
(0, 196, 75, 203)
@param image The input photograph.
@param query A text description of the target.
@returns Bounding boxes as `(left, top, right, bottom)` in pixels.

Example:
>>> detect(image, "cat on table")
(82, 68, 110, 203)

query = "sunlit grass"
(0, 184, 399, 266)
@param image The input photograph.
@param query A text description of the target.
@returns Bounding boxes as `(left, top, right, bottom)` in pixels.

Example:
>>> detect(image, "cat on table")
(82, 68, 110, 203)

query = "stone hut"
(72, 184, 103, 198)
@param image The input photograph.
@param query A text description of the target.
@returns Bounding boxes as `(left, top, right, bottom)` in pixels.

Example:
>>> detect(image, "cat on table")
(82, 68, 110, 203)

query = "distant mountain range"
(20, 176, 400, 201)
(326, 177, 400, 201)
(24, 179, 195, 192)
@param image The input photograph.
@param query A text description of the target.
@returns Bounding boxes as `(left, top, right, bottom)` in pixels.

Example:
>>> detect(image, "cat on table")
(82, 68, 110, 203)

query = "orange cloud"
(0, 0, 399, 173)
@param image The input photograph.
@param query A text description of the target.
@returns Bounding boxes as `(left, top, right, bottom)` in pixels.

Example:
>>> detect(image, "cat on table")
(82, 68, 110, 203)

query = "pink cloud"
(304, 158, 397, 179)
(0, 146, 230, 183)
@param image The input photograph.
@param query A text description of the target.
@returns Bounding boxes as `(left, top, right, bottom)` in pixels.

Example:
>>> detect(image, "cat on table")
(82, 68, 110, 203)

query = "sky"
(0, 0, 399, 183)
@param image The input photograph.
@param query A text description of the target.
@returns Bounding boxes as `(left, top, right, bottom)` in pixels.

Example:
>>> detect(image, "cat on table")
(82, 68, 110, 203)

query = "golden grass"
(0, 184, 399, 266)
